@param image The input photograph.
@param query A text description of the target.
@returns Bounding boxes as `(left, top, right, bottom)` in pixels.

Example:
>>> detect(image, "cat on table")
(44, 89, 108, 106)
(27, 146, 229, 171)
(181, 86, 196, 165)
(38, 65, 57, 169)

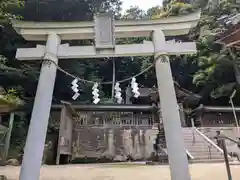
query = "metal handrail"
(220, 134, 240, 144)
(185, 149, 194, 160)
(195, 128, 232, 159)
(191, 127, 196, 144)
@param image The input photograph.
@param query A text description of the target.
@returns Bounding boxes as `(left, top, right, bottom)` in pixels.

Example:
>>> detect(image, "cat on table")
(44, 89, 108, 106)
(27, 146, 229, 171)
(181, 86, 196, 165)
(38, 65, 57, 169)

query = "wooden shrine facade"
(216, 13, 240, 49)
(191, 105, 240, 127)
(45, 84, 199, 164)
(5, 85, 199, 164)
(50, 102, 158, 164)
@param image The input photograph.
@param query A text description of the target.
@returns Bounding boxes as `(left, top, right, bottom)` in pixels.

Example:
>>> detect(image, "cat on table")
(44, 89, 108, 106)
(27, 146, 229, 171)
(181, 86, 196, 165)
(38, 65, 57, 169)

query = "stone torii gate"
(13, 11, 200, 180)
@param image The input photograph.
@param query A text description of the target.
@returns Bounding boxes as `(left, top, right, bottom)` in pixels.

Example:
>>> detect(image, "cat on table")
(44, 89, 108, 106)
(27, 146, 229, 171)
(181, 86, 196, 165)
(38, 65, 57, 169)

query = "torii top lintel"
(12, 11, 201, 41)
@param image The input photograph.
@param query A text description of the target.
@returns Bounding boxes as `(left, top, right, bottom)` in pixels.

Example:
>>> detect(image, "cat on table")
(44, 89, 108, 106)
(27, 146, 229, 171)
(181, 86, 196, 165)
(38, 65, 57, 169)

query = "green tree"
(122, 6, 146, 20)
(191, 0, 240, 102)
(0, 0, 23, 24)
(0, 0, 24, 106)
(147, 0, 240, 105)
(0, 0, 123, 105)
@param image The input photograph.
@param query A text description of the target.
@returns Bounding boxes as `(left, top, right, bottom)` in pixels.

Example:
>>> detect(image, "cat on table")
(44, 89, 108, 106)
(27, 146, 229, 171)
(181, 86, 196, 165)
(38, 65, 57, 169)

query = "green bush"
(0, 89, 24, 106)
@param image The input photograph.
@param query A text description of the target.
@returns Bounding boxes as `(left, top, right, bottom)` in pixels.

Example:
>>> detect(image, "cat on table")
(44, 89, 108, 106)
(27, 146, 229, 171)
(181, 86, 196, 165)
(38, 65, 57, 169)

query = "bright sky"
(121, 0, 162, 12)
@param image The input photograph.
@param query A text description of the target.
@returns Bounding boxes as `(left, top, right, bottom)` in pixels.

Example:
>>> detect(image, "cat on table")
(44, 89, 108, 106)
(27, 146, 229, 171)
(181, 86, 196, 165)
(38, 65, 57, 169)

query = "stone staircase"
(182, 128, 229, 163)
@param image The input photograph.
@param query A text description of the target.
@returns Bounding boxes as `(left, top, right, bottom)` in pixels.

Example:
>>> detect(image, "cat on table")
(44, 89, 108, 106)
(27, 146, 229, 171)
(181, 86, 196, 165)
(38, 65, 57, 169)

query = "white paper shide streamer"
(131, 77, 140, 98)
(92, 83, 100, 104)
(71, 78, 80, 100)
(114, 82, 122, 104)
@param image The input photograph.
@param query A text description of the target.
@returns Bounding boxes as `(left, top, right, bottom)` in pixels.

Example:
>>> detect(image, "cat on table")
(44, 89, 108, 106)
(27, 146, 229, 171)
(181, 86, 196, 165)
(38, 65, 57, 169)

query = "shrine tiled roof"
(129, 82, 201, 103)
(216, 13, 240, 49)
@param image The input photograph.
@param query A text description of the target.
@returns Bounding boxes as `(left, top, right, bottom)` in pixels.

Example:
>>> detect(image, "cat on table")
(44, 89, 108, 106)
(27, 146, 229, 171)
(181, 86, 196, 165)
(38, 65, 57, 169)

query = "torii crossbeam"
(13, 11, 201, 180)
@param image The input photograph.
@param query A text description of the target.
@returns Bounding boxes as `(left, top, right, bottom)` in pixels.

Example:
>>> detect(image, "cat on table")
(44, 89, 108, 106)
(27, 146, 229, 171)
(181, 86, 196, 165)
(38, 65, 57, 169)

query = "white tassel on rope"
(71, 78, 80, 100)
(114, 82, 122, 104)
(131, 77, 140, 98)
(92, 83, 100, 104)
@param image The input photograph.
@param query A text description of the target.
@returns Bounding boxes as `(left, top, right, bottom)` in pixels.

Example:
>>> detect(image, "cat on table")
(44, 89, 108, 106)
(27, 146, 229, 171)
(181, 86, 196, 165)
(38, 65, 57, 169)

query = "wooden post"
(4, 112, 15, 160)
(56, 106, 65, 165)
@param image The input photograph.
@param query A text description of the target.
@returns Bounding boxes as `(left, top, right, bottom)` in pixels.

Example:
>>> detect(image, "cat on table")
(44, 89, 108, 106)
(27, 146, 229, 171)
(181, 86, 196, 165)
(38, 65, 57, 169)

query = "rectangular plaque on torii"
(94, 11, 115, 50)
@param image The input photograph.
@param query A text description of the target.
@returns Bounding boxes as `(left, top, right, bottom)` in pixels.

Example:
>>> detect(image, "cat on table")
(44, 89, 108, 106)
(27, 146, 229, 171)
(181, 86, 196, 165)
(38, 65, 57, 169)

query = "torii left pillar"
(20, 33, 61, 180)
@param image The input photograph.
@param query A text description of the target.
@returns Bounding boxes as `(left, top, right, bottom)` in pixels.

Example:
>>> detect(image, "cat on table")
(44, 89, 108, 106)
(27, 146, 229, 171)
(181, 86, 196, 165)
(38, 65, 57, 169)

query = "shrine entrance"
(56, 102, 158, 164)
(14, 11, 200, 180)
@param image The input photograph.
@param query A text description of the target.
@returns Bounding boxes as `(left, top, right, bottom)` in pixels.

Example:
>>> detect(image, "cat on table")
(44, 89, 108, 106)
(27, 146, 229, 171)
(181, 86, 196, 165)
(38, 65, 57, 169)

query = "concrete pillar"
(153, 30, 191, 180)
(20, 33, 61, 180)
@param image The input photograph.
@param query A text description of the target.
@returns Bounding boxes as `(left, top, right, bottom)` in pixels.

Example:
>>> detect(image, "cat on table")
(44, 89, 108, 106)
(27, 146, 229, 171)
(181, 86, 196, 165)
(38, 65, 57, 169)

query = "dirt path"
(1, 163, 240, 180)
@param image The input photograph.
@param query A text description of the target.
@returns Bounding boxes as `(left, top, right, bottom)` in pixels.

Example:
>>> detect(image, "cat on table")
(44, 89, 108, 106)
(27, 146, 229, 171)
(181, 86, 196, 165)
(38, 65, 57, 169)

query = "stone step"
(185, 145, 213, 147)
(188, 152, 220, 156)
(182, 128, 227, 162)
(191, 156, 223, 159)
(187, 151, 220, 155)
(191, 153, 223, 157)
(190, 158, 225, 163)
(190, 152, 223, 157)
(184, 138, 205, 141)
(184, 137, 204, 139)
(184, 140, 209, 143)
(193, 157, 224, 161)
(188, 149, 222, 154)
(186, 147, 220, 152)
(184, 142, 216, 145)
(185, 146, 218, 150)
(184, 142, 210, 144)
(185, 144, 211, 147)
(185, 144, 219, 148)
(183, 137, 206, 140)
(192, 155, 224, 159)
(188, 148, 221, 153)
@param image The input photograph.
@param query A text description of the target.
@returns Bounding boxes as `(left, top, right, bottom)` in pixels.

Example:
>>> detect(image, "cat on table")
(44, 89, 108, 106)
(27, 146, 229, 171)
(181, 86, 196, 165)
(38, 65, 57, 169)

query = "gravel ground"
(1, 163, 240, 180)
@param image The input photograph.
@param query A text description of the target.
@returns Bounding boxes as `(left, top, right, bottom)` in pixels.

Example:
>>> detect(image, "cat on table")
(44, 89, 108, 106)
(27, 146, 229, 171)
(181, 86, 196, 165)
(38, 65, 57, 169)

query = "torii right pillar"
(153, 29, 191, 180)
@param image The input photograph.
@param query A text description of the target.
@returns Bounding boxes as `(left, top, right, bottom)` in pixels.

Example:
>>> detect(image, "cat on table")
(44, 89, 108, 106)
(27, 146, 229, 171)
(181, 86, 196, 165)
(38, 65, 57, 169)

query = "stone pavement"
(1, 163, 240, 180)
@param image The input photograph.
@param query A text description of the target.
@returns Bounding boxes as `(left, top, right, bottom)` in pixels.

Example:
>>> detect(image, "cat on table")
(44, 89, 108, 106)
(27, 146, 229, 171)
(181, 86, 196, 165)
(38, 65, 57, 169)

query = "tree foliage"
(190, 0, 240, 101)
(1, 0, 240, 108)
(0, 0, 23, 24)
(0, 0, 24, 106)
(146, 0, 240, 104)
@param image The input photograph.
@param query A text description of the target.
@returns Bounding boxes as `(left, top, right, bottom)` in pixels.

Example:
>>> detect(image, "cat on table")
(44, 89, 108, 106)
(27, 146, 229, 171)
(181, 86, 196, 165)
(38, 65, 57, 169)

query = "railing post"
(191, 118, 195, 143)
(191, 118, 195, 128)
(221, 138, 233, 180)
(4, 113, 15, 160)
(216, 131, 232, 180)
